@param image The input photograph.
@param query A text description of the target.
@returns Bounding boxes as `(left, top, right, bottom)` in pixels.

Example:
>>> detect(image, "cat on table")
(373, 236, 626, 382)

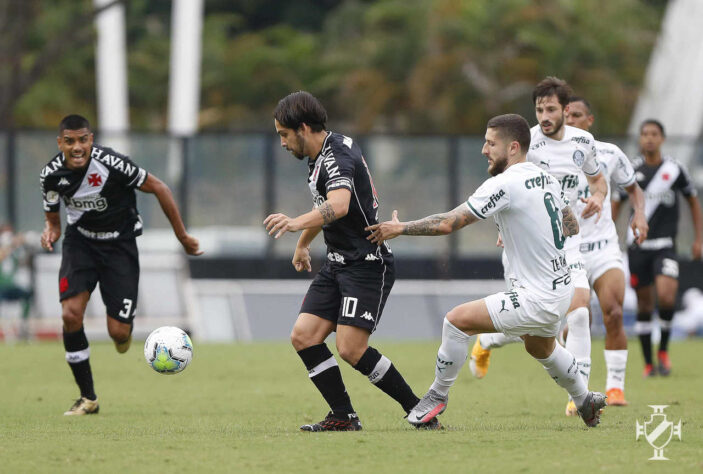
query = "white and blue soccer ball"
(144, 326, 193, 375)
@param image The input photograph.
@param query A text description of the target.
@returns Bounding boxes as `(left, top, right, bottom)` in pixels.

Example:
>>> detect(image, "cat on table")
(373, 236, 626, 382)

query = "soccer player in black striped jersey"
(614, 119, 703, 377)
(40, 115, 202, 416)
(264, 91, 436, 431)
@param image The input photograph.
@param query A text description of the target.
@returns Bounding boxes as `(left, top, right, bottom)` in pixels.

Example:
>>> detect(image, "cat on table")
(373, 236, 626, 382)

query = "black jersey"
(40, 144, 148, 241)
(624, 155, 697, 247)
(307, 132, 391, 264)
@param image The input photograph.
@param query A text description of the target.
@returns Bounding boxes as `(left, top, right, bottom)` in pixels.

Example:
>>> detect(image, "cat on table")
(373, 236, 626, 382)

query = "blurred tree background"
(1, 0, 665, 135)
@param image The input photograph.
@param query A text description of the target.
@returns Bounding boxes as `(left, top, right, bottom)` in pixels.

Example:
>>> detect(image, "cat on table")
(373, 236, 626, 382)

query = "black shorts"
(59, 233, 139, 322)
(300, 257, 395, 333)
(628, 246, 679, 289)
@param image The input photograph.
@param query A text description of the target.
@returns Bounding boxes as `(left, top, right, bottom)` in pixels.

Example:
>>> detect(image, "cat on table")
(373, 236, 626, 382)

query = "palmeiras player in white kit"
(470, 78, 608, 417)
(40, 115, 202, 415)
(367, 114, 607, 428)
(564, 97, 648, 404)
(264, 91, 439, 431)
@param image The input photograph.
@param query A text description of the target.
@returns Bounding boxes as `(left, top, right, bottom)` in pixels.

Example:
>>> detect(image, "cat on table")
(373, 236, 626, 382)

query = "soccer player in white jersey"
(366, 114, 607, 428)
(565, 97, 648, 406)
(470, 77, 608, 417)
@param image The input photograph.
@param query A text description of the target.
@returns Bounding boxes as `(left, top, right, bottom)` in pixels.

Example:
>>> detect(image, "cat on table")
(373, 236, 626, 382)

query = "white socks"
(565, 307, 591, 386)
(479, 332, 522, 349)
(604, 349, 628, 391)
(430, 318, 471, 396)
(536, 343, 588, 407)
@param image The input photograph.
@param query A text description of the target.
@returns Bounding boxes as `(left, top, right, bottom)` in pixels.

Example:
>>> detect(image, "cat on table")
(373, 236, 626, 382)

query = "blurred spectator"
(0, 224, 35, 340)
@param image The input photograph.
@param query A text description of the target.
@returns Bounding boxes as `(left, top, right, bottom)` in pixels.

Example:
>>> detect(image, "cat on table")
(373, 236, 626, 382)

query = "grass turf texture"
(1, 339, 701, 473)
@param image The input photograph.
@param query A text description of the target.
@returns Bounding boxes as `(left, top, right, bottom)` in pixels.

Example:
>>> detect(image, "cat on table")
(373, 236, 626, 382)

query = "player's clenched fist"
(292, 246, 312, 272)
(179, 234, 203, 256)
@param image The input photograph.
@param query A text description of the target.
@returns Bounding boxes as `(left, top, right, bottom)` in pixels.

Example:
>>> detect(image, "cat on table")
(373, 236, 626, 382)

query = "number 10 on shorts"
(342, 297, 358, 318)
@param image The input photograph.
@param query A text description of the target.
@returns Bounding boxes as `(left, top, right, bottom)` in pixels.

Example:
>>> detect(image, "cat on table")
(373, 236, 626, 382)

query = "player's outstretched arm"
(624, 182, 648, 244)
(41, 212, 61, 252)
(139, 174, 203, 256)
(561, 206, 579, 237)
(264, 188, 351, 239)
(365, 203, 478, 244)
(581, 172, 607, 221)
(686, 194, 703, 259)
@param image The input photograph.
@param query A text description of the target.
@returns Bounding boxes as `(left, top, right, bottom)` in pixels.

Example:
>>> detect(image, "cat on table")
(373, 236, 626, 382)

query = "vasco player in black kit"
(264, 91, 438, 431)
(614, 119, 702, 377)
(40, 115, 202, 415)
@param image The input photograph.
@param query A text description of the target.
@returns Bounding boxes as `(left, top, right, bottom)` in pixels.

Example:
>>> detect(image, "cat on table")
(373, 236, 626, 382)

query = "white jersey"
(527, 124, 600, 252)
(467, 161, 571, 301)
(573, 140, 636, 244)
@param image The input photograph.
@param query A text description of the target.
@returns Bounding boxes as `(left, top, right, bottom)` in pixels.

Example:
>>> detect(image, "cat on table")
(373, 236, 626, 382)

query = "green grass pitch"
(1, 338, 701, 473)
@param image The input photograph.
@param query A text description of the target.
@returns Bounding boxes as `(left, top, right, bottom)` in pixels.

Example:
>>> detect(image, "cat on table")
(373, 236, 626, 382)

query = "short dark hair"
(59, 114, 91, 133)
(486, 114, 531, 152)
(568, 96, 592, 114)
(532, 76, 573, 108)
(273, 91, 327, 132)
(640, 119, 665, 137)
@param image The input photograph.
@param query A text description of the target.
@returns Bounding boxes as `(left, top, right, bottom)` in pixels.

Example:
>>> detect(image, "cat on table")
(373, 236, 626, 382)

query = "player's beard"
(488, 154, 508, 176)
(290, 132, 306, 160)
(541, 114, 564, 137)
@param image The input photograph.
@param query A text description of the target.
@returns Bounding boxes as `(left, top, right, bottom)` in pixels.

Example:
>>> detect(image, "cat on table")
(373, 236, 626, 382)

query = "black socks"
(63, 326, 96, 400)
(297, 343, 355, 416)
(353, 346, 420, 414)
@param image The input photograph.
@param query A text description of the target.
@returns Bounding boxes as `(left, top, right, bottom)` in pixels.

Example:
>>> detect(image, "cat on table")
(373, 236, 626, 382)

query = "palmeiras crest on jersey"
(635, 405, 682, 460)
(572, 150, 585, 167)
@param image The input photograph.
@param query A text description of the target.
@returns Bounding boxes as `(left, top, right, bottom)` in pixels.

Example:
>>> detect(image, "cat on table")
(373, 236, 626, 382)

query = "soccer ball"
(143, 326, 193, 374)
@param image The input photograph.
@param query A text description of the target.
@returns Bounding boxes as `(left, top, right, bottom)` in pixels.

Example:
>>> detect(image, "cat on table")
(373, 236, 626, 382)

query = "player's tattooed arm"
(403, 204, 477, 235)
(366, 204, 478, 244)
(317, 201, 337, 225)
(265, 189, 351, 239)
(561, 206, 579, 237)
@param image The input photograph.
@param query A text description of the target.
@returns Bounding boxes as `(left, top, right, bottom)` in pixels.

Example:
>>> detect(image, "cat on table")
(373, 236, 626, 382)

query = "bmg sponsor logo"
(67, 195, 108, 211)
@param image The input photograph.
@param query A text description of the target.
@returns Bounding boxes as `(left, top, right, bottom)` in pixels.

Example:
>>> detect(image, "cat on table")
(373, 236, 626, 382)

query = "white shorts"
(485, 287, 573, 338)
(580, 238, 625, 287)
(566, 248, 589, 290)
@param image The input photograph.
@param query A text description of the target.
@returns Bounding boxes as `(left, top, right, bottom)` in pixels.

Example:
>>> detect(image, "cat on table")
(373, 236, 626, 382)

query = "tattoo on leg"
(318, 202, 337, 225)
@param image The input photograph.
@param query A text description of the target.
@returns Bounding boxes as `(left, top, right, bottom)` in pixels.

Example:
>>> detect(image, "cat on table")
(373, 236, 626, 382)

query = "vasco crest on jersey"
(572, 150, 585, 167)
